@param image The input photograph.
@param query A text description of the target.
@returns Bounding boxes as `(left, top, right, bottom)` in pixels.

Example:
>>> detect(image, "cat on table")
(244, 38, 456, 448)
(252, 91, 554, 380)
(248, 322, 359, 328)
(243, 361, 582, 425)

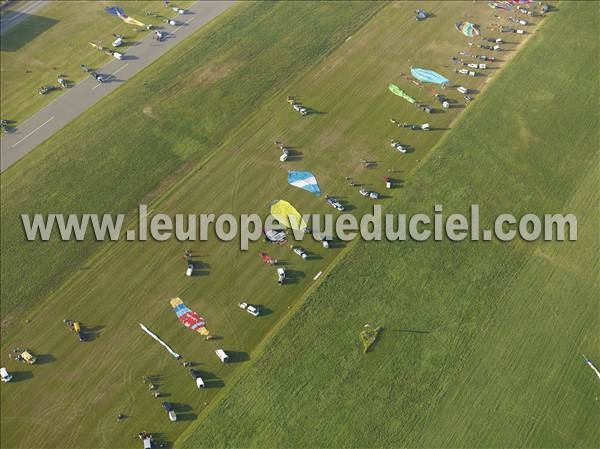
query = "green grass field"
(0, 1, 191, 124)
(0, 1, 384, 326)
(1, 1, 597, 448)
(178, 2, 600, 447)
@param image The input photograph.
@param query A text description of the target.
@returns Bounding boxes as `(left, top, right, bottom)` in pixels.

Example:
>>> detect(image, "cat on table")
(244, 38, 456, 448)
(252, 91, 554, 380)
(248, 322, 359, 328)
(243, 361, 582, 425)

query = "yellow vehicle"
(63, 319, 85, 341)
(19, 350, 36, 364)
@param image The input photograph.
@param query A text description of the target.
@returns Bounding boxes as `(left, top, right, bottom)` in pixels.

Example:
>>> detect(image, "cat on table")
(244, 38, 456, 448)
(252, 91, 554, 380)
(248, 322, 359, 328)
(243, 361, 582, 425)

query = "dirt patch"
(142, 106, 159, 120)
(184, 60, 240, 87)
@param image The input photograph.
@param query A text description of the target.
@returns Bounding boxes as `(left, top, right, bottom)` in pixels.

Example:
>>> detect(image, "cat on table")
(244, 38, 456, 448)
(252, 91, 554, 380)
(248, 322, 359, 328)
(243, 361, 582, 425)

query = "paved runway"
(0, 1, 235, 172)
(0, 0, 46, 34)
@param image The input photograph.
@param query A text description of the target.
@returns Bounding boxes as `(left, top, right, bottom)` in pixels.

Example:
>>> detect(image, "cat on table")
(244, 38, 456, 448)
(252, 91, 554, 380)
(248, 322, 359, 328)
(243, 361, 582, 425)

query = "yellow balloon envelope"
(270, 200, 307, 230)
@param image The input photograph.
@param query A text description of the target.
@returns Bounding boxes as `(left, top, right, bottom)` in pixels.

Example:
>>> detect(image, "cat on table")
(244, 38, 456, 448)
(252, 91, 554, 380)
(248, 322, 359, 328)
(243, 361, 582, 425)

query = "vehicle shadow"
(84, 324, 105, 341)
(199, 370, 225, 389)
(7, 371, 33, 382)
(171, 403, 197, 421)
(284, 269, 305, 284)
(225, 351, 250, 363)
(35, 354, 56, 365)
(256, 306, 273, 317)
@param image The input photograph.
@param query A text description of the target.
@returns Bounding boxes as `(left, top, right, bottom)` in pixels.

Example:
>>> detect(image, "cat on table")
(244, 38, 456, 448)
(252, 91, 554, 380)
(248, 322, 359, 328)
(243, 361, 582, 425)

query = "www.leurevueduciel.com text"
(20, 204, 577, 250)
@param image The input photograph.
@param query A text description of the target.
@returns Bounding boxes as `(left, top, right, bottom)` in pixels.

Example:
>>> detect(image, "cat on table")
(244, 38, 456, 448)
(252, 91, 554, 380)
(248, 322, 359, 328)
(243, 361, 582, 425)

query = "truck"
(359, 187, 380, 200)
(239, 302, 260, 317)
(15, 350, 36, 364)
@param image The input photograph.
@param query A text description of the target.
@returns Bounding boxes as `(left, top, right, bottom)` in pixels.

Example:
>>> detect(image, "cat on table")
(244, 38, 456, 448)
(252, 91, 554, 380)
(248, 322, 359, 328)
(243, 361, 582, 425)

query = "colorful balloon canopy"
(388, 83, 416, 104)
(455, 21, 480, 37)
(288, 171, 321, 196)
(105, 6, 146, 27)
(410, 67, 449, 85)
(170, 298, 210, 336)
(270, 200, 307, 230)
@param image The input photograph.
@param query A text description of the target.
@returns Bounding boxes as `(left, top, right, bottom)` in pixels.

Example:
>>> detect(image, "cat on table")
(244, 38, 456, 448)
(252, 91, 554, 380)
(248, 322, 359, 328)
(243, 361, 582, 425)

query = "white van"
(215, 349, 229, 363)
(0, 367, 12, 382)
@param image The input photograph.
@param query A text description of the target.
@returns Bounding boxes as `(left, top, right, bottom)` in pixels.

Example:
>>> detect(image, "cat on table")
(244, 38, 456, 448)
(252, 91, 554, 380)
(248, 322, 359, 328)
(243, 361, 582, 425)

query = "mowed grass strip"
(0, 1, 384, 323)
(0, 2, 536, 447)
(0, 1, 192, 124)
(179, 2, 599, 447)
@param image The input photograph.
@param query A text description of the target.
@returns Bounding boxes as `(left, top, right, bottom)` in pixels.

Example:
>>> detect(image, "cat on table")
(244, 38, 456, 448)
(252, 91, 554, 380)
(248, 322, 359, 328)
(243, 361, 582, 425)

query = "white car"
(326, 196, 345, 211)
(280, 147, 289, 162)
(0, 367, 12, 383)
(112, 37, 123, 47)
(292, 103, 308, 116)
(239, 302, 260, 317)
(390, 140, 408, 153)
(186, 264, 193, 277)
(457, 86, 468, 94)
(292, 246, 308, 259)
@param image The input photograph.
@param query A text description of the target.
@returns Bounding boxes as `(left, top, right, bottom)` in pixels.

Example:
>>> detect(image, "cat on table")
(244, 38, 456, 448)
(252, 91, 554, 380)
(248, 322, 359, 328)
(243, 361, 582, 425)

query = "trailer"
(215, 349, 229, 363)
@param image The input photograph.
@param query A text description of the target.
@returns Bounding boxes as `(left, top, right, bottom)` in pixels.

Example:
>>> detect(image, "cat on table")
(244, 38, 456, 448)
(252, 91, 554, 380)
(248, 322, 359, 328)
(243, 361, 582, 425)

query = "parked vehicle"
(277, 267, 286, 285)
(215, 349, 229, 363)
(161, 402, 177, 422)
(0, 367, 12, 383)
(239, 302, 260, 317)
(188, 369, 205, 388)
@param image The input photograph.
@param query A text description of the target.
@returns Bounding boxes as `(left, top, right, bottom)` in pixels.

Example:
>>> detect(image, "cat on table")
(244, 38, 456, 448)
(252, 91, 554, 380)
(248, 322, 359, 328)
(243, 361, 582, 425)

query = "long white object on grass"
(139, 323, 181, 359)
(583, 354, 600, 380)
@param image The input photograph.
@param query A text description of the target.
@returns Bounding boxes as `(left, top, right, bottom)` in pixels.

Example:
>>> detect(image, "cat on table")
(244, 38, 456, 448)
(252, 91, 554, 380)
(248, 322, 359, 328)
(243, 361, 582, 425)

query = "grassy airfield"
(2, 1, 597, 448)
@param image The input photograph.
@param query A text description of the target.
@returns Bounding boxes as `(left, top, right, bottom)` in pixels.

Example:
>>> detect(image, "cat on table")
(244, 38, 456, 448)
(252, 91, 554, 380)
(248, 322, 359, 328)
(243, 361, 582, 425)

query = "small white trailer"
(215, 349, 229, 363)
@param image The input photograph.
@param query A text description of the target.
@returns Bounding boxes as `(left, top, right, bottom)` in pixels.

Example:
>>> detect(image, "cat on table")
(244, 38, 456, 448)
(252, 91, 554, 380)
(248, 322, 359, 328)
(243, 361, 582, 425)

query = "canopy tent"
(410, 67, 449, 85)
(105, 6, 147, 27)
(170, 298, 210, 336)
(388, 84, 416, 104)
(455, 21, 481, 37)
(270, 200, 307, 230)
(287, 171, 321, 196)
